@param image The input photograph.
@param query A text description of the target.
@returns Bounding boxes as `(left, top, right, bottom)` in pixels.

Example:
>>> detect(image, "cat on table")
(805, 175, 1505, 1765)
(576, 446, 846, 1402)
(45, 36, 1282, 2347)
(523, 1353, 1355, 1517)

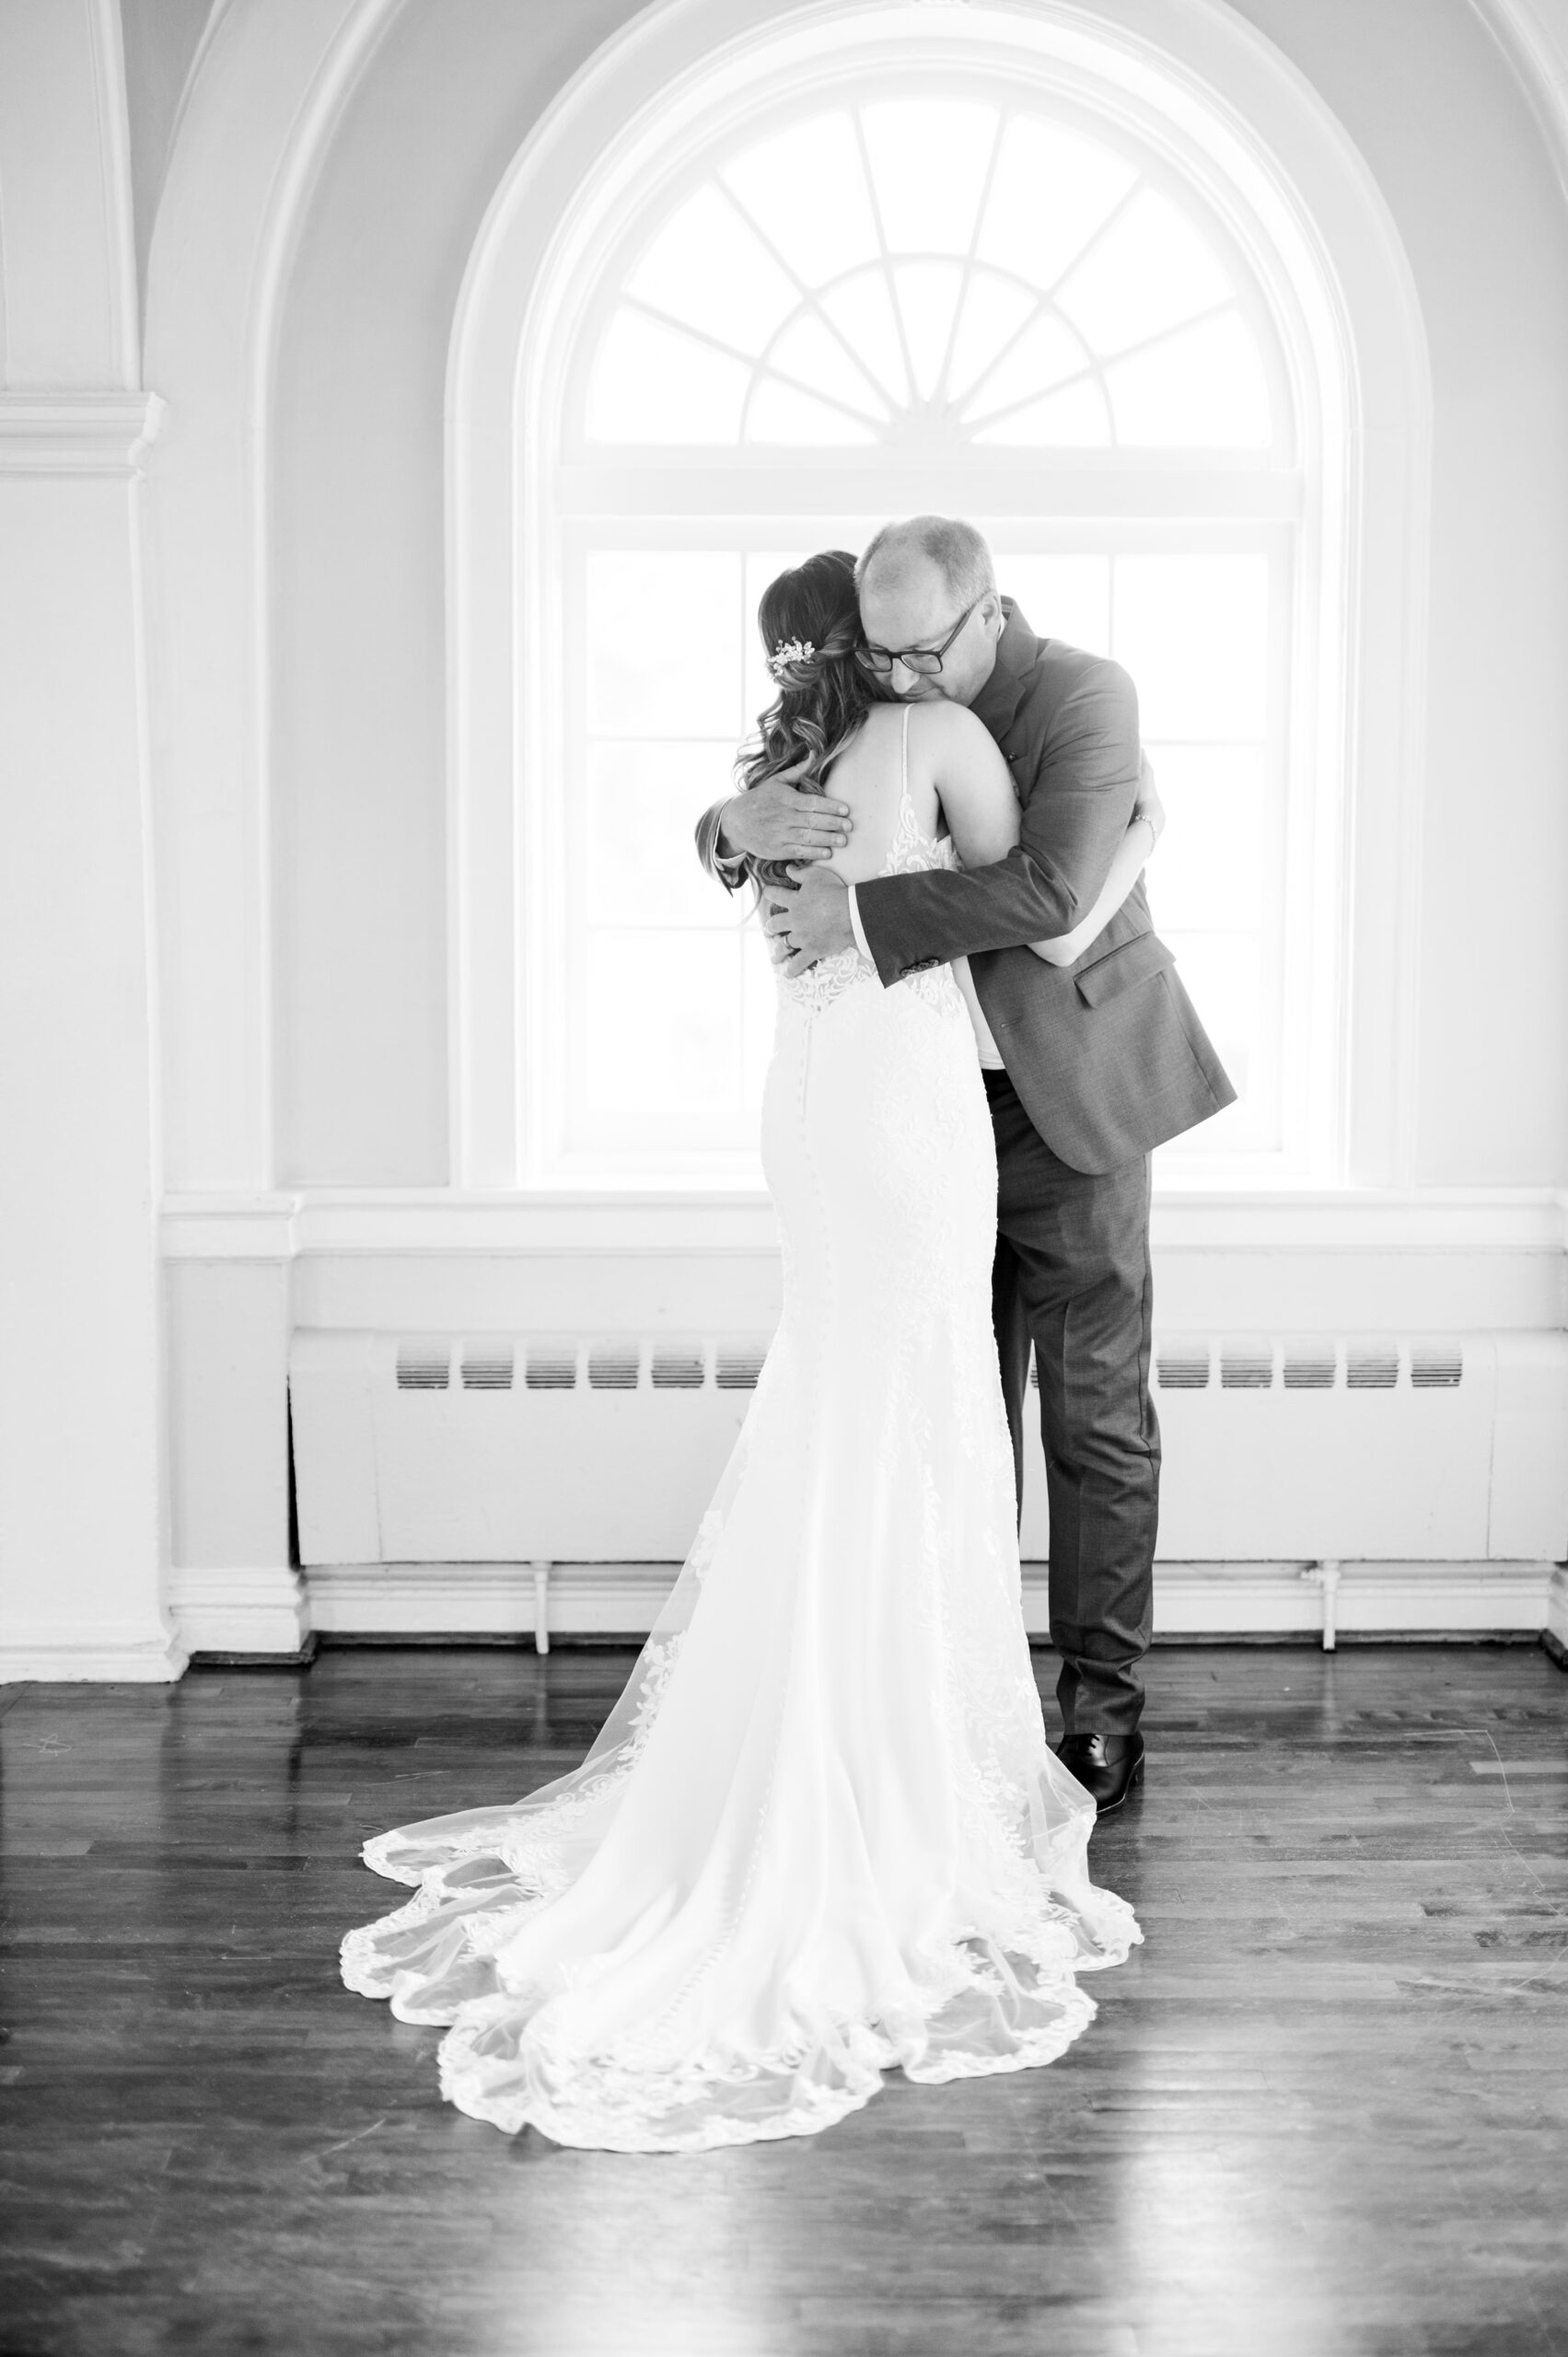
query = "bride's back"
(815, 703, 942, 885)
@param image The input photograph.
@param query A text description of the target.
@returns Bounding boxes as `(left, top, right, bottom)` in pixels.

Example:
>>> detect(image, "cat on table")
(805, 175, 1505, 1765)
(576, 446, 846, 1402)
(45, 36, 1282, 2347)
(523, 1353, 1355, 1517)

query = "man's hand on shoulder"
(716, 767, 854, 865)
(760, 865, 855, 978)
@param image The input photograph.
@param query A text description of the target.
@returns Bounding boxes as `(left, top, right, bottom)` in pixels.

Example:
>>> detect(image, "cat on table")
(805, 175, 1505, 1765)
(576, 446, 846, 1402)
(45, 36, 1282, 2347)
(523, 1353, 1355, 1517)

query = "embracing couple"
(342, 517, 1235, 2155)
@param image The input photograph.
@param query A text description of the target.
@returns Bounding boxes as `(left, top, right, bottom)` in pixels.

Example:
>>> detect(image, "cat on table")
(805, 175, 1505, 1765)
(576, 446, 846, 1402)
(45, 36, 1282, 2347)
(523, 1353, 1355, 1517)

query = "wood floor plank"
(2, 1642, 1565, 2357)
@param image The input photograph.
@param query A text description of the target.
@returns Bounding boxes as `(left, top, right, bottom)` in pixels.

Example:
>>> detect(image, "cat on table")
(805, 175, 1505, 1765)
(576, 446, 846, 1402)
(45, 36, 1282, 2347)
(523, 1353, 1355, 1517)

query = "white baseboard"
(11, 1564, 1551, 1682)
(303, 1557, 1557, 1646)
(308, 1560, 671, 1642)
(1142, 1559, 1552, 1641)
(168, 1565, 311, 1656)
(1547, 1567, 1568, 1649)
(1, 1628, 190, 1682)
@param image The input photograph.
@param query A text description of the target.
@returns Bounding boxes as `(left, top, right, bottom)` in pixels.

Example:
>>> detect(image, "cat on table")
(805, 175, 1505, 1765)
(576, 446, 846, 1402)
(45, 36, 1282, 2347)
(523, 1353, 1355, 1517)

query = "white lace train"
(341, 775, 1141, 2152)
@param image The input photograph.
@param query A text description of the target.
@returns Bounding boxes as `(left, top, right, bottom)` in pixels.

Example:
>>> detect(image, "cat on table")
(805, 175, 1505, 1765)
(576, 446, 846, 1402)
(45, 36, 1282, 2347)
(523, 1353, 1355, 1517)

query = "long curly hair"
(736, 551, 876, 894)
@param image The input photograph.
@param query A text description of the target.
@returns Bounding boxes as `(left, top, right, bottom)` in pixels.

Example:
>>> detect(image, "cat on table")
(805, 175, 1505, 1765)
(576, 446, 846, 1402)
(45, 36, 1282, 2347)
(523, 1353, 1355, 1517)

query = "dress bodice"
(779, 714, 967, 1022)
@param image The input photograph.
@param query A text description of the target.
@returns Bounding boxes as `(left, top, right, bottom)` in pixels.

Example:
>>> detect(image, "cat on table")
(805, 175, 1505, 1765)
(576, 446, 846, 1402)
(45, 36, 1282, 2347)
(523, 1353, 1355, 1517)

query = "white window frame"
(447, 0, 1431, 1197)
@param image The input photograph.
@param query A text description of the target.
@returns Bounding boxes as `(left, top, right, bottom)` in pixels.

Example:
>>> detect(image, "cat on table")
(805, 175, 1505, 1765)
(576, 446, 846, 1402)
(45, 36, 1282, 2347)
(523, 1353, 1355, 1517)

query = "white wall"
(269, 0, 636, 1184)
(1234, 0, 1568, 1184)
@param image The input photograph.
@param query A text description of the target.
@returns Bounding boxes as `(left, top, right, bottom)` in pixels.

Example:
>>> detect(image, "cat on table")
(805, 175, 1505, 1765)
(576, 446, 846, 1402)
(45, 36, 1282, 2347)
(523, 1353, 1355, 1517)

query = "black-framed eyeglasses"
(855, 594, 985, 679)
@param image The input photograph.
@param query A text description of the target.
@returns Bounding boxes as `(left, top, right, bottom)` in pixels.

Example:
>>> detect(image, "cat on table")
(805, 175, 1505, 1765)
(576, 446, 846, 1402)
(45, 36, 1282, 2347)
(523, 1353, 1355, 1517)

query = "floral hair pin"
(766, 638, 815, 680)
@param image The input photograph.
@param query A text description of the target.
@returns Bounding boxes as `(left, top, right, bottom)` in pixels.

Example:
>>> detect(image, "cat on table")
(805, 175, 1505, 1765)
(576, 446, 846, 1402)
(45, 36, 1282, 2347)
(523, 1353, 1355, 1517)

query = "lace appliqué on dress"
(780, 713, 969, 1024)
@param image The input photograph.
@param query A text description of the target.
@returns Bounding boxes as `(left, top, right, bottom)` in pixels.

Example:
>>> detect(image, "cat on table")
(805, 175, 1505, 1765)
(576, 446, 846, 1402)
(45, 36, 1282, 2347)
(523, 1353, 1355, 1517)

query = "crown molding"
(0, 392, 165, 476)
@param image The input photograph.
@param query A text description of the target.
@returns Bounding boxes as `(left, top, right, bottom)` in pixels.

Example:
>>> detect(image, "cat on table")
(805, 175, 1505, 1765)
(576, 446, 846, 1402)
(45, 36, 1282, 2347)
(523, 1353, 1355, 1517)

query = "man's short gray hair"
(857, 516, 997, 605)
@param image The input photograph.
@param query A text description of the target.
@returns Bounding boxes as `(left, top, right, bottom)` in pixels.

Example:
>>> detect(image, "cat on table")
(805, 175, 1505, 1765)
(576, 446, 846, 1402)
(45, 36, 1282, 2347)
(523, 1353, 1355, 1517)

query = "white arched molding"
(449, 0, 1431, 1192)
(1472, 0, 1568, 202)
(142, 0, 404, 1191)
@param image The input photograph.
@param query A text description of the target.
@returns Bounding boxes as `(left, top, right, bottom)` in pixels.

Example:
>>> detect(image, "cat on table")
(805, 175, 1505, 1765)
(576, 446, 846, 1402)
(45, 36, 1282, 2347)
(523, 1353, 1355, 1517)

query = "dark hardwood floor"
(2, 1641, 1565, 2357)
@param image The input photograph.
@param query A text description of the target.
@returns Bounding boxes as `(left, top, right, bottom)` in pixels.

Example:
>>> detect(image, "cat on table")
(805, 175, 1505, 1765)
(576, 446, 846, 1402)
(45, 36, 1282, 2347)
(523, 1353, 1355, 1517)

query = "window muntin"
(585, 101, 1278, 453)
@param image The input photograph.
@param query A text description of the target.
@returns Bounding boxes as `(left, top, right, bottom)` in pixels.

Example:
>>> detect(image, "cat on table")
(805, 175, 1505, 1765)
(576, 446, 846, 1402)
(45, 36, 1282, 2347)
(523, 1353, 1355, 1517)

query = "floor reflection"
(1111, 2029, 1343, 2357)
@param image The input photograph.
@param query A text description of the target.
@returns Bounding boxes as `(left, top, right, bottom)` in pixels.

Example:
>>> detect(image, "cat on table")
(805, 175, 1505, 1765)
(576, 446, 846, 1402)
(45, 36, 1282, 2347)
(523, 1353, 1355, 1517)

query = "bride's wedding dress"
(342, 723, 1141, 2152)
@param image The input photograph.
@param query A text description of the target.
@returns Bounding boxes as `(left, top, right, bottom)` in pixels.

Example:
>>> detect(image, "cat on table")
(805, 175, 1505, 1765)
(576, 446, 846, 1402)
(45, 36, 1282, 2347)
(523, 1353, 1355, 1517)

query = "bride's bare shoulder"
(906, 697, 1005, 774)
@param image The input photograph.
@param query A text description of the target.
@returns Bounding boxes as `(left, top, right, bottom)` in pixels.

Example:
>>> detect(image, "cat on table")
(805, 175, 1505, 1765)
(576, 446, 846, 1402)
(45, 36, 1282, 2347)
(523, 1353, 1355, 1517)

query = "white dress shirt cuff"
(846, 882, 874, 967)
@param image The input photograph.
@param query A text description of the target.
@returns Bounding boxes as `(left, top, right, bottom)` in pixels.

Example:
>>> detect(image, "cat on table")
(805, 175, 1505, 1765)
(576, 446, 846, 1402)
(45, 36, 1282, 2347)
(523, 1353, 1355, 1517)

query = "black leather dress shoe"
(1055, 1731, 1145, 1813)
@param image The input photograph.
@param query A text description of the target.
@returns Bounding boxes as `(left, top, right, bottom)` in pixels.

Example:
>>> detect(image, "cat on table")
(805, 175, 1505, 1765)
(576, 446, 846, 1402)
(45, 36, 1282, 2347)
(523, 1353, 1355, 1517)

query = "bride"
(342, 550, 1151, 2153)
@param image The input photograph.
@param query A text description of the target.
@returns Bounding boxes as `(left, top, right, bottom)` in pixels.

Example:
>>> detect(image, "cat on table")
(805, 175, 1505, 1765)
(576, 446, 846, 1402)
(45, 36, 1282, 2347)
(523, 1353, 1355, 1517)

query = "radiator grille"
(1220, 1342, 1273, 1390)
(1283, 1343, 1336, 1390)
(587, 1341, 641, 1391)
(525, 1341, 577, 1390)
(391, 1334, 1465, 1399)
(1156, 1344, 1210, 1390)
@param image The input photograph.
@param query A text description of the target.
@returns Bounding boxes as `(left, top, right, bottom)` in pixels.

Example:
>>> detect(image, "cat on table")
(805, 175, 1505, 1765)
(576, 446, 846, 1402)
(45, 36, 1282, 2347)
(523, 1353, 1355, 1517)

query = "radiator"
(289, 1329, 1568, 1641)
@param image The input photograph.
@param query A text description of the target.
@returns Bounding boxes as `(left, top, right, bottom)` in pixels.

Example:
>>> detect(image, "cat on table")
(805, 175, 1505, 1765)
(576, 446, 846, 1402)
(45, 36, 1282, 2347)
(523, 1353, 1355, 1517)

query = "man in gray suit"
(697, 517, 1235, 1810)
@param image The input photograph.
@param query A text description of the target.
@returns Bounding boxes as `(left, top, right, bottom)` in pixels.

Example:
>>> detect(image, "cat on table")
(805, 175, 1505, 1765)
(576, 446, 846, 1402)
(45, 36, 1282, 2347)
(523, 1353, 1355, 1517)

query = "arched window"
(452, 5, 1427, 1191)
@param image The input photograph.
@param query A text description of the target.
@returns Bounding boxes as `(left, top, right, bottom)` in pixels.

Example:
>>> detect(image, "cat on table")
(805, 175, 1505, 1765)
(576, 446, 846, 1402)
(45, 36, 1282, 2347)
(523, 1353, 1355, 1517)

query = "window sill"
(161, 1185, 1568, 1264)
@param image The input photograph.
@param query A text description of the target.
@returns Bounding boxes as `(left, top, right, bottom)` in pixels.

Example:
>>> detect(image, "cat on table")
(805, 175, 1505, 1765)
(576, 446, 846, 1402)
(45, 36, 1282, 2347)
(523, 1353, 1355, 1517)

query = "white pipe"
(531, 1559, 551, 1655)
(1302, 1559, 1342, 1649)
(1320, 1560, 1342, 1650)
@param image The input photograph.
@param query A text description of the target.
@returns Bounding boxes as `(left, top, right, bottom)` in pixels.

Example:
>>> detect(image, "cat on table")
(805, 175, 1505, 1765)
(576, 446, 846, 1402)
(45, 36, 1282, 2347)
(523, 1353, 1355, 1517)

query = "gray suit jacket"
(698, 601, 1236, 1173)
